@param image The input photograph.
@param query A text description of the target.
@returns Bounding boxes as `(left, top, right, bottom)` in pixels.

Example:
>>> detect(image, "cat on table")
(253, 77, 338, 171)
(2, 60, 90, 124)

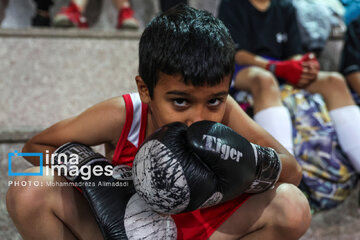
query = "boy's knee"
(250, 69, 280, 96)
(323, 72, 348, 92)
(274, 183, 311, 238)
(7, 167, 52, 221)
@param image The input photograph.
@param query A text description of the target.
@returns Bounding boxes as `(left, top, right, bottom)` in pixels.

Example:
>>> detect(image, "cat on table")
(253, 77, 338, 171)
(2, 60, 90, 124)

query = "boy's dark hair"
(139, 4, 235, 98)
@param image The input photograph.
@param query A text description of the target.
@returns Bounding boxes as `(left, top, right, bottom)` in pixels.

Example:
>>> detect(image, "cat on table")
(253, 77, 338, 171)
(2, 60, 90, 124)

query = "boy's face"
(137, 72, 231, 130)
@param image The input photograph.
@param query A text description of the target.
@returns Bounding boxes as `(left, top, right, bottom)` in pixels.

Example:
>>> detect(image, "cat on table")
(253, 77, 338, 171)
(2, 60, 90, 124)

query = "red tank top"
(113, 93, 251, 240)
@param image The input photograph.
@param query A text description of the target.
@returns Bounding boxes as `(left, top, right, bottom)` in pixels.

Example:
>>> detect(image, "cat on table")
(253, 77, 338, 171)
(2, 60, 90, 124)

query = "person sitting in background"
(340, 15, 360, 104)
(53, 0, 139, 29)
(218, 0, 360, 212)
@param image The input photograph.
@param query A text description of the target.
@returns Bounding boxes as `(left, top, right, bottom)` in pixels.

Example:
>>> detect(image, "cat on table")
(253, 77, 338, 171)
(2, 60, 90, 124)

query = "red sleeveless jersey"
(113, 93, 251, 239)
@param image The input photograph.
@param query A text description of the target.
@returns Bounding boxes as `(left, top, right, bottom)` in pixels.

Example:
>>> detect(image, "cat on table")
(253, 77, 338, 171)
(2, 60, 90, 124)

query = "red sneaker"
(53, 2, 88, 28)
(116, 7, 139, 30)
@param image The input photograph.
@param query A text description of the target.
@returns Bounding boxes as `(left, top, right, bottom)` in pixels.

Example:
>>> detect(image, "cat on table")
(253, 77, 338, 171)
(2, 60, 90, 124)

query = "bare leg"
(112, 0, 129, 10)
(234, 67, 294, 154)
(234, 66, 283, 114)
(72, 0, 88, 12)
(210, 183, 311, 240)
(6, 167, 103, 240)
(306, 71, 360, 172)
(305, 71, 355, 111)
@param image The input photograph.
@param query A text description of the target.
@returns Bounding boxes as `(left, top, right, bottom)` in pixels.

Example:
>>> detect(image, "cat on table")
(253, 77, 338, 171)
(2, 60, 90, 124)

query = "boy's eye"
(173, 98, 188, 107)
(208, 98, 222, 107)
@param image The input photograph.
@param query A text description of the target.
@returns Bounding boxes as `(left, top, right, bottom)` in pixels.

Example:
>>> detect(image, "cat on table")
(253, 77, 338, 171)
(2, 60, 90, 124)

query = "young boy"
(7, 5, 311, 240)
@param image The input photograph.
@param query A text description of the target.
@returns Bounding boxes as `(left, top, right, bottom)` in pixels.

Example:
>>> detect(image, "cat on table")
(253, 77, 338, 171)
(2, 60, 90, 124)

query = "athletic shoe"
(53, 2, 88, 28)
(116, 7, 139, 30)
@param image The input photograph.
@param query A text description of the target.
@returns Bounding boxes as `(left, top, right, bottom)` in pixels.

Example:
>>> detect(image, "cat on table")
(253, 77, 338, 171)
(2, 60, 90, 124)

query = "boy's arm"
(235, 50, 304, 66)
(234, 50, 269, 68)
(22, 97, 126, 165)
(236, 50, 319, 88)
(222, 96, 302, 186)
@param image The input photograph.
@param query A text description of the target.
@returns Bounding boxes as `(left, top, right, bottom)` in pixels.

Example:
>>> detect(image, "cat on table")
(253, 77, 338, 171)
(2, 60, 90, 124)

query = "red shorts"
(172, 194, 251, 240)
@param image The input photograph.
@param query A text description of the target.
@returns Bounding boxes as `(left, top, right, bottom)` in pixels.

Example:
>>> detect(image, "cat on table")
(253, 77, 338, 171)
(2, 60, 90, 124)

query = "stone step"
(0, 27, 141, 39)
(0, 27, 141, 140)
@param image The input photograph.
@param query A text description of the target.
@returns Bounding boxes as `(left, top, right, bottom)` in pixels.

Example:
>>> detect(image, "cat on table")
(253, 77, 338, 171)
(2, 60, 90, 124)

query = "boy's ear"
(135, 76, 151, 104)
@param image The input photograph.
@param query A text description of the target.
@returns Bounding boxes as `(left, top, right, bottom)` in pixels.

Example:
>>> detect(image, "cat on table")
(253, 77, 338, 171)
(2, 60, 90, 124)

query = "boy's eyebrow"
(166, 91, 229, 97)
(166, 91, 191, 96)
(211, 91, 229, 97)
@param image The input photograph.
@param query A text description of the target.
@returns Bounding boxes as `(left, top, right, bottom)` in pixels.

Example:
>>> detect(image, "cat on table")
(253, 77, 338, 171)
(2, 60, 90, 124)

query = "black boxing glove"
(187, 121, 282, 194)
(52, 142, 177, 240)
(133, 122, 217, 214)
(133, 121, 281, 215)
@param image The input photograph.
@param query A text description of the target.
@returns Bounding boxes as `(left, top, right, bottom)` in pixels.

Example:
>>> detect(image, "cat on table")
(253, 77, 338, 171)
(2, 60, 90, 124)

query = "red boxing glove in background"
(301, 52, 317, 62)
(266, 59, 304, 85)
(301, 52, 320, 72)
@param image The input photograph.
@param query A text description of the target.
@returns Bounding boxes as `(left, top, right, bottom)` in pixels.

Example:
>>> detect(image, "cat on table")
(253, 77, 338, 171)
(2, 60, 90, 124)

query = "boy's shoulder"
(94, 96, 126, 118)
(102, 95, 127, 126)
(87, 96, 127, 146)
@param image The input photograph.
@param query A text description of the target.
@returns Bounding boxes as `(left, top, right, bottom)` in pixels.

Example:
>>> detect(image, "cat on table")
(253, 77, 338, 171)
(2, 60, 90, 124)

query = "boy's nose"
(185, 109, 207, 126)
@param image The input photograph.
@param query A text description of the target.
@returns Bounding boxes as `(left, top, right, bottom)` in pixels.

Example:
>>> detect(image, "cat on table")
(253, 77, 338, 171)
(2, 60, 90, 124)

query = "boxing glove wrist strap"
(266, 62, 277, 74)
(52, 142, 109, 182)
(245, 144, 282, 193)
